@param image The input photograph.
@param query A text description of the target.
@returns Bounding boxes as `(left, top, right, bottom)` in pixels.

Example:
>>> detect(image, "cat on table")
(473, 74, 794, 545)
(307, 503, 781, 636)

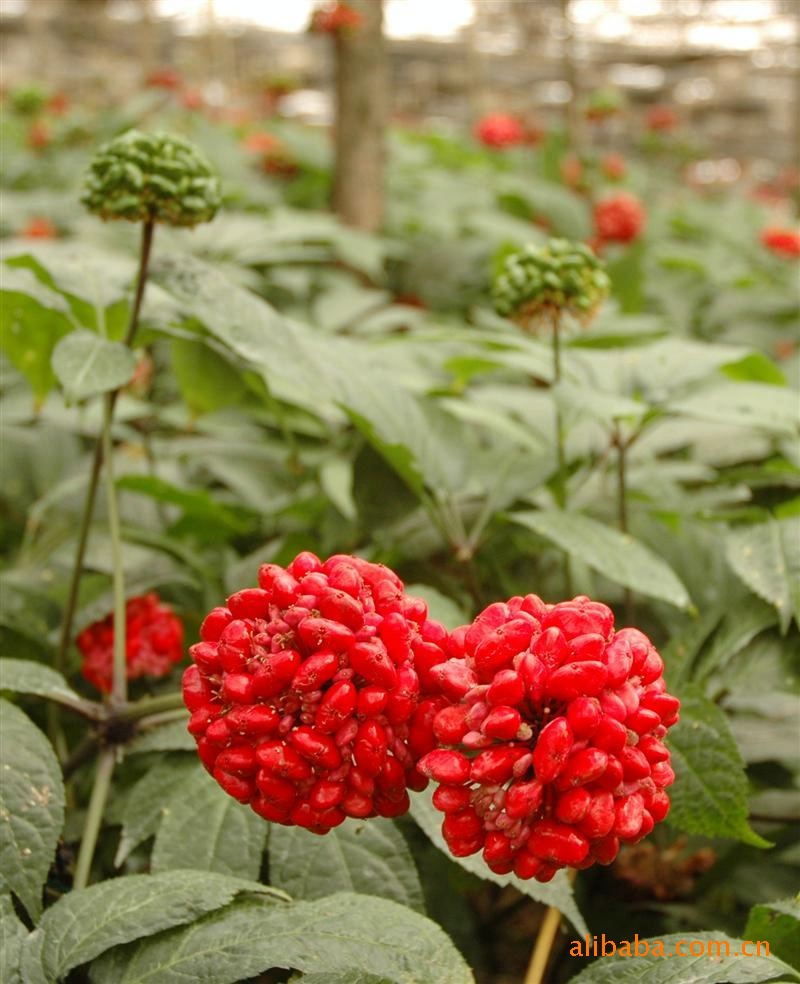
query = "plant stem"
(525, 902, 564, 984)
(114, 690, 187, 723)
(614, 427, 633, 622)
(72, 746, 116, 890)
(102, 399, 128, 705)
(550, 310, 572, 596)
(55, 219, 155, 677)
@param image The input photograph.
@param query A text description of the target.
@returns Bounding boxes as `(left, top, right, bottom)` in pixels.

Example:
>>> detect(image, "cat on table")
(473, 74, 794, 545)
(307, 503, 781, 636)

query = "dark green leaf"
(744, 898, 800, 970)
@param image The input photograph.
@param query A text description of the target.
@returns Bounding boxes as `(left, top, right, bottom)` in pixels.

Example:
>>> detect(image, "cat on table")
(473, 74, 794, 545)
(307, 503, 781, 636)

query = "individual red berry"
(183, 552, 448, 833)
(20, 216, 57, 239)
(78, 593, 184, 693)
(421, 594, 679, 881)
(593, 192, 646, 245)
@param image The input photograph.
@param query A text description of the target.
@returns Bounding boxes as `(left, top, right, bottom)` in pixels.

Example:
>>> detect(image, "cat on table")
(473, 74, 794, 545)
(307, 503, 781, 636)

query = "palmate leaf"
(0, 700, 65, 920)
(726, 518, 800, 632)
(89, 892, 474, 984)
(269, 818, 425, 914)
(667, 687, 769, 848)
(409, 787, 588, 936)
(567, 932, 799, 983)
(511, 510, 692, 610)
(25, 870, 285, 983)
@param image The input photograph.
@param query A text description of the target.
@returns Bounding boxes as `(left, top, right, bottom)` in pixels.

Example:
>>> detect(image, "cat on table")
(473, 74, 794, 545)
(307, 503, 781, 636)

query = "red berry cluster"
(593, 192, 646, 245)
(78, 593, 184, 693)
(646, 105, 678, 133)
(21, 216, 58, 240)
(601, 153, 627, 182)
(182, 553, 449, 833)
(309, 3, 363, 36)
(417, 595, 678, 883)
(474, 113, 524, 150)
(760, 227, 800, 259)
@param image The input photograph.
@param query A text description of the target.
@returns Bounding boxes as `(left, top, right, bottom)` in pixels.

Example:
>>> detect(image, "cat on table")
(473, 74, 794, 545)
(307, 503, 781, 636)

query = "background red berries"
(760, 226, 800, 258)
(417, 594, 679, 883)
(474, 113, 524, 150)
(182, 552, 449, 834)
(78, 593, 184, 693)
(593, 192, 646, 245)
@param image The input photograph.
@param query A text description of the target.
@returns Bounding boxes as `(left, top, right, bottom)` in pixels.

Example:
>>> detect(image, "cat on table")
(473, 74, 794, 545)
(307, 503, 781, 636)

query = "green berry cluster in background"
(81, 129, 221, 227)
(492, 238, 611, 327)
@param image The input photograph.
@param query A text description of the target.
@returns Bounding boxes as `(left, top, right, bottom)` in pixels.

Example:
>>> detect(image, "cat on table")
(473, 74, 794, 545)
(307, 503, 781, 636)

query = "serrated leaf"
(567, 931, 799, 983)
(671, 382, 800, 436)
(726, 519, 800, 632)
(0, 700, 65, 920)
(89, 892, 474, 984)
(409, 787, 587, 936)
(151, 764, 267, 879)
(114, 756, 198, 867)
(51, 331, 136, 401)
(37, 870, 285, 982)
(744, 898, 800, 970)
(0, 658, 99, 717)
(269, 818, 425, 913)
(1, 893, 29, 984)
(511, 510, 691, 610)
(668, 687, 769, 848)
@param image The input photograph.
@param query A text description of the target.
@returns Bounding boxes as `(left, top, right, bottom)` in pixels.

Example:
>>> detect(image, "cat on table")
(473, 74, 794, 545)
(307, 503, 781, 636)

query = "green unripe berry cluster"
(82, 130, 221, 227)
(492, 239, 610, 327)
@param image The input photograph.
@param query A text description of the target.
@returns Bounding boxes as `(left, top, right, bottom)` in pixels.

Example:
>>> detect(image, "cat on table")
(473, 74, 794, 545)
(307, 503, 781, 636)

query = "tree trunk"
(332, 0, 388, 232)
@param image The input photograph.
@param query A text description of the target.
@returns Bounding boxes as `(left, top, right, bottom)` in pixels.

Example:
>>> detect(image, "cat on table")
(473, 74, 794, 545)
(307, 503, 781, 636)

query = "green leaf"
(0, 658, 98, 716)
(89, 892, 475, 984)
(36, 870, 285, 982)
(722, 353, 787, 386)
(567, 932, 799, 983)
(668, 687, 769, 848)
(114, 756, 198, 867)
(51, 331, 137, 401)
(0, 700, 65, 920)
(1, 893, 29, 984)
(0, 270, 74, 399)
(745, 898, 800, 970)
(671, 383, 799, 436)
(151, 764, 267, 879)
(406, 584, 469, 631)
(726, 519, 800, 632)
(511, 510, 692, 610)
(127, 720, 195, 755)
(169, 336, 250, 416)
(409, 787, 587, 936)
(269, 818, 425, 913)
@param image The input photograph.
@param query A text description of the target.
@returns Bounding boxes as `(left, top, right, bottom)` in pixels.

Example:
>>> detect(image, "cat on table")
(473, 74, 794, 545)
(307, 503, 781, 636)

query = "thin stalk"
(72, 746, 116, 890)
(525, 903, 564, 984)
(102, 399, 127, 705)
(614, 427, 633, 621)
(114, 690, 187, 723)
(550, 310, 572, 596)
(55, 219, 155, 676)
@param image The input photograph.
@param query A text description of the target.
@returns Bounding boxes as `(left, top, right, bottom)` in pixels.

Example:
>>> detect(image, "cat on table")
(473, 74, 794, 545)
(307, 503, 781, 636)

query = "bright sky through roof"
(154, 0, 475, 39)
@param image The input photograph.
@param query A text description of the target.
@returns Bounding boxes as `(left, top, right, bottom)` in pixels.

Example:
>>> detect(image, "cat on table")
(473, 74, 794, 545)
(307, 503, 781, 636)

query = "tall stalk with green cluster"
(59, 130, 220, 889)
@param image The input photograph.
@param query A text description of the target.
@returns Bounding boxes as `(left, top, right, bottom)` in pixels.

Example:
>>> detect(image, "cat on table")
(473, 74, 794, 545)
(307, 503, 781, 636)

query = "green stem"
(114, 690, 187, 723)
(102, 398, 127, 705)
(615, 428, 633, 622)
(54, 219, 156, 677)
(72, 746, 116, 890)
(550, 311, 572, 596)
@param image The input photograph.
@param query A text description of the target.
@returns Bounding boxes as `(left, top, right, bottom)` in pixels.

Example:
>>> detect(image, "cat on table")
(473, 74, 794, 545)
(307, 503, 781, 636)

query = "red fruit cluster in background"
(145, 67, 183, 90)
(601, 152, 627, 182)
(78, 594, 184, 693)
(182, 553, 449, 834)
(593, 192, 646, 244)
(474, 113, 524, 150)
(760, 227, 800, 258)
(418, 595, 679, 883)
(21, 216, 57, 239)
(310, 2, 363, 36)
(27, 121, 51, 152)
(646, 105, 678, 133)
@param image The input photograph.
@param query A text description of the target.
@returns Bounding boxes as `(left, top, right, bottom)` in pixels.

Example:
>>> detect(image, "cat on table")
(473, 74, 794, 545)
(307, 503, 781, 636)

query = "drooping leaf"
(89, 892, 474, 984)
(150, 764, 267, 879)
(51, 331, 137, 401)
(744, 898, 800, 970)
(0, 658, 99, 717)
(35, 870, 285, 982)
(667, 687, 770, 848)
(511, 510, 692, 610)
(726, 518, 800, 632)
(0, 700, 65, 920)
(169, 336, 250, 416)
(409, 787, 587, 936)
(567, 932, 799, 983)
(269, 818, 425, 913)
